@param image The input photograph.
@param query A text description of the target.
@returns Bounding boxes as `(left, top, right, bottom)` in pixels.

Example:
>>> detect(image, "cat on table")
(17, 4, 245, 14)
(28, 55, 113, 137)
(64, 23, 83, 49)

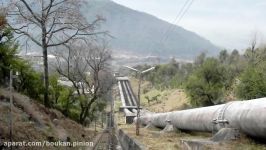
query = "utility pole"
(124, 66, 155, 135)
(9, 69, 19, 147)
(109, 89, 115, 149)
(94, 112, 97, 136)
(9, 69, 13, 144)
(101, 112, 104, 128)
(136, 73, 142, 135)
(111, 92, 114, 128)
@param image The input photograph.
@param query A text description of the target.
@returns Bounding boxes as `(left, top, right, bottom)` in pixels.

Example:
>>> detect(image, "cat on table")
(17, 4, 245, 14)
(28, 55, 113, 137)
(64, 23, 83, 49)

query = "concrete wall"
(117, 129, 146, 150)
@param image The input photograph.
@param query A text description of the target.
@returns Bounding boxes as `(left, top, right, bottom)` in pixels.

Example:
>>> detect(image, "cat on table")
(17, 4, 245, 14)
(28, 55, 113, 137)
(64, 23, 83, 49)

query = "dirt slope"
(0, 88, 95, 150)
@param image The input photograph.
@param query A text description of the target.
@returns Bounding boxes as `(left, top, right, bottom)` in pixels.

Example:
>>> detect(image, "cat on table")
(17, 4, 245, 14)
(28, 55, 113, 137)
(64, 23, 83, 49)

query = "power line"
(164, 0, 195, 42)
(148, 0, 195, 57)
(162, 0, 191, 41)
(178, 0, 195, 24)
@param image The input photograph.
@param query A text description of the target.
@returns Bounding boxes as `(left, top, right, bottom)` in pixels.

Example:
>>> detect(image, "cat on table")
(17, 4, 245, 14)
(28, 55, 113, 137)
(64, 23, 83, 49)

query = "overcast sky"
(112, 0, 266, 51)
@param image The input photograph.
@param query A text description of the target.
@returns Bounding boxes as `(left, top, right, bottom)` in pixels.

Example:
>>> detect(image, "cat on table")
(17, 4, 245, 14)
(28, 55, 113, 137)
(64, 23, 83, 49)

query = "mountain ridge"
(82, 0, 220, 59)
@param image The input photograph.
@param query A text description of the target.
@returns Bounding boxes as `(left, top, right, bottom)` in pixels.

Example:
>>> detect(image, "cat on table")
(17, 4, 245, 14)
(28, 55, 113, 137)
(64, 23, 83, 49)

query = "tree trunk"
(79, 96, 98, 124)
(80, 106, 90, 124)
(79, 107, 85, 123)
(43, 46, 50, 107)
(63, 96, 71, 117)
(42, 22, 50, 107)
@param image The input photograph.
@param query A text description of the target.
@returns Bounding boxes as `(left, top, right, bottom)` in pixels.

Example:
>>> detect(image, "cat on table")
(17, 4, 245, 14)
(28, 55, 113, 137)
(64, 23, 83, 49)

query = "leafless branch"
(53, 39, 112, 123)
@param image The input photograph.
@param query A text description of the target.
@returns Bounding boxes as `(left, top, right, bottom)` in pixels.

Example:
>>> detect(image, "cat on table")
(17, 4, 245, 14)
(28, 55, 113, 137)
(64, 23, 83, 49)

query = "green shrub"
(185, 58, 227, 107)
(236, 65, 266, 99)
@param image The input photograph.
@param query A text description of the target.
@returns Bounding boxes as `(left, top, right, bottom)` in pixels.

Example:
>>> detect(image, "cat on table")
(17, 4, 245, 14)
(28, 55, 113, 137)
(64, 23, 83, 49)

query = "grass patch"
(130, 77, 190, 112)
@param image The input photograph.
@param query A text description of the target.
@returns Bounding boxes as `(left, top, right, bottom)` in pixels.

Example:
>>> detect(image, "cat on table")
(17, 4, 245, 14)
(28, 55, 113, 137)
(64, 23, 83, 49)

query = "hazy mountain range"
(82, 0, 220, 59)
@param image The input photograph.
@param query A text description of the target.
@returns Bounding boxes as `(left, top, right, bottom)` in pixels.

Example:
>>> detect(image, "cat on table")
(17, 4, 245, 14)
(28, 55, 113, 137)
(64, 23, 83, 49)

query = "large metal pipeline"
(117, 77, 138, 114)
(118, 79, 134, 116)
(125, 81, 137, 106)
(139, 98, 266, 139)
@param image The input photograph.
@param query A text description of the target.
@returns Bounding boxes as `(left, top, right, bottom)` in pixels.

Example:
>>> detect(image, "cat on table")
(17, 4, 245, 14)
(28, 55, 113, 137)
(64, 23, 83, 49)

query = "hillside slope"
(0, 88, 96, 150)
(83, 0, 220, 59)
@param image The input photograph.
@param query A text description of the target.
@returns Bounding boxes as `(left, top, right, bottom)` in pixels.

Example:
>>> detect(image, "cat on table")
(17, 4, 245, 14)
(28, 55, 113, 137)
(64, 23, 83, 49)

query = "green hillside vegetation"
(139, 46, 266, 107)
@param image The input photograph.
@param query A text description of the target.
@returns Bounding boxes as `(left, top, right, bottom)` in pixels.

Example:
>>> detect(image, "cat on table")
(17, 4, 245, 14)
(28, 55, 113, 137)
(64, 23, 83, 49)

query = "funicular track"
(120, 80, 137, 107)
(92, 113, 118, 150)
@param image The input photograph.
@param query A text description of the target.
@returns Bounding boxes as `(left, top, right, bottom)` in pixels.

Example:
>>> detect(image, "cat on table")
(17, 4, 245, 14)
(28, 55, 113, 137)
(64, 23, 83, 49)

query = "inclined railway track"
(93, 130, 115, 150)
(119, 80, 137, 109)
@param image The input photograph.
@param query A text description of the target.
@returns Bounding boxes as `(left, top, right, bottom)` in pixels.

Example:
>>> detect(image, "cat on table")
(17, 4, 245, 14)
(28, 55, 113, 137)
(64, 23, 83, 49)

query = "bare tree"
(250, 33, 257, 64)
(0, 12, 6, 29)
(53, 40, 113, 124)
(6, 0, 105, 107)
(245, 33, 262, 65)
